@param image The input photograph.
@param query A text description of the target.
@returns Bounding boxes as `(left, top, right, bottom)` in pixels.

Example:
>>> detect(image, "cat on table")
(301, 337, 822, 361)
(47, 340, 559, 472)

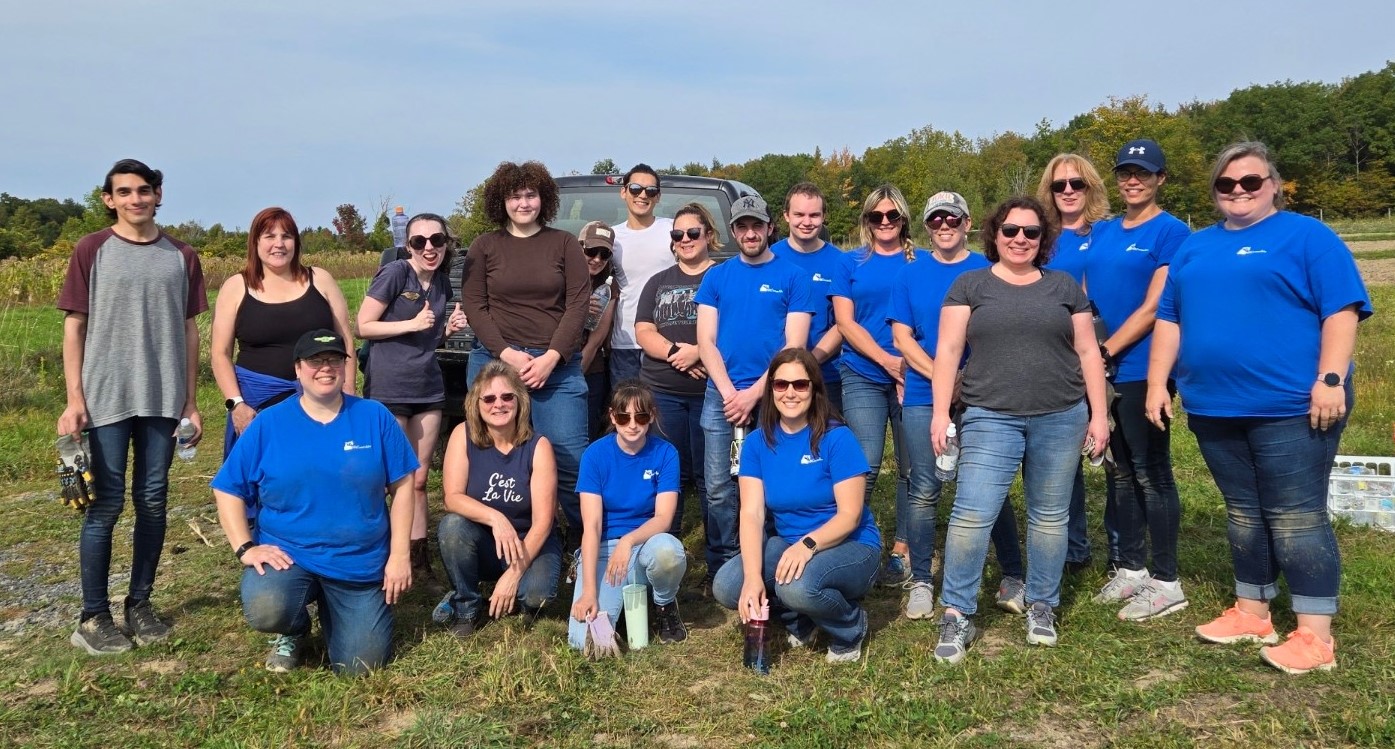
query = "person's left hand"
(519, 350, 561, 389)
(383, 552, 412, 604)
(445, 303, 468, 335)
(1310, 381, 1347, 431)
(489, 569, 521, 618)
(1084, 414, 1110, 461)
(775, 541, 814, 585)
(725, 387, 760, 424)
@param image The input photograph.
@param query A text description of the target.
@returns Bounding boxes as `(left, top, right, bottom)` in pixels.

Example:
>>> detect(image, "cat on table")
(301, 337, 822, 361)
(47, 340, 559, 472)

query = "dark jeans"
(1108, 380, 1181, 580)
(654, 389, 705, 535)
(81, 416, 177, 615)
(585, 368, 610, 441)
(436, 514, 562, 620)
(241, 564, 392, 676)
(608, 349, 642, 387)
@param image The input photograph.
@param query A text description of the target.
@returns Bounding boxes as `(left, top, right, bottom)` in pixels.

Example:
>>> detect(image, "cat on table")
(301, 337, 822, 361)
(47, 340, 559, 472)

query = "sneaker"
(265, 634, 305, 673)
(449, 616, 478, 639)
(431, 593, 456, 625)
(1026, 602, 1058, 647)
(1092, 567, 1150, 603)
(123, 598, 172, 645)
(826, 608, 867, 663)
(904, 581, 935, 620)
(1118, 581, 1189, 622)
(933, 611, 977, 665)
(1259, 627, 1337, 675)
(786, 629, 817, 649)
(1195, 606, 1280, 645)
(655, 601, 688, 643)
(70, 612, 133, 655)
(565, 549, 580, 585)
(879, 552, 911, 588)
(995, 576, 1026, 615)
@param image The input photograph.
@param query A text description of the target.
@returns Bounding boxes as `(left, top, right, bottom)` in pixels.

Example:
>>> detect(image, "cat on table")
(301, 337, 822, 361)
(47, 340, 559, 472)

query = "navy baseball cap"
(293, 329, 348, 360)
(1115, 139, 1165, 173)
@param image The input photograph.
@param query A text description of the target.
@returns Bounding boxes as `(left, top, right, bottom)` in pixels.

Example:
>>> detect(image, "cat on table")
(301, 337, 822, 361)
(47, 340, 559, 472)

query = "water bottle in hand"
(935, 423, 959, 482)
(176, 418, 197, 462)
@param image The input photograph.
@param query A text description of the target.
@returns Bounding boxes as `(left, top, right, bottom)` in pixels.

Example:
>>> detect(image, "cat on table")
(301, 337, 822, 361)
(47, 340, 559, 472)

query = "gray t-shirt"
(944, 267, 1090, 416)
(364, 259, 449, 404)
(634, 263, 710, 397)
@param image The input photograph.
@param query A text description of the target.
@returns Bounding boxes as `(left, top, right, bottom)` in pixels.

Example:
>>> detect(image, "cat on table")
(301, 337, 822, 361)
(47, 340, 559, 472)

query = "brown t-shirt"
(461, 227, 591, 360)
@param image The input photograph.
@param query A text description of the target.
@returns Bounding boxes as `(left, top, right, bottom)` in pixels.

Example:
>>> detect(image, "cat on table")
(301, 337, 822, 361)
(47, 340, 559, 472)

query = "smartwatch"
(225, 396, 245, 411)
(801, 536, 817, 552)
(1319, 372, 1342, 388)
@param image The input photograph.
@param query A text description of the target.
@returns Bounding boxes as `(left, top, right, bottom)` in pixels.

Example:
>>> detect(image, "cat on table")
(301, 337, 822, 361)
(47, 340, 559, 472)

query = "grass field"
(0, 272, 1391, 747)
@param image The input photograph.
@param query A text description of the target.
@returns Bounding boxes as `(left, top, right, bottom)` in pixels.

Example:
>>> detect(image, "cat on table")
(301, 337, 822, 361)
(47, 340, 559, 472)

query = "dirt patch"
(1348, 239, 1395, 253)
(1357, 258, 1395, 286)
(141, 659, 186, 676)
(1132, 668, 1182, 690)
(378, 708, 418, 738)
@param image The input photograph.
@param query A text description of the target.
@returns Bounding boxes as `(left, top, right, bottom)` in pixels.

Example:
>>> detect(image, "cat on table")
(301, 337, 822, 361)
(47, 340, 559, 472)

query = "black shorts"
(382, 400, 446, 419)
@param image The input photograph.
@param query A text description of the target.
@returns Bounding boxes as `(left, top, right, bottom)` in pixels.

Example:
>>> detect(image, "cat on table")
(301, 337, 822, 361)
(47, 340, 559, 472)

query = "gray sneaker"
(995, 576, 1026, 615)
(1118, 581, 1190, 622)
(431, 593, 456, 625)
(904, 581, 935, 620)
(265, 634, 306, 673)
(1026, 602, 1058, 647)
(123, 598, 171, 645)
(933, 611, 977, 665)
(1092, 568, 1150, 603)
(70, 613, 134, 655)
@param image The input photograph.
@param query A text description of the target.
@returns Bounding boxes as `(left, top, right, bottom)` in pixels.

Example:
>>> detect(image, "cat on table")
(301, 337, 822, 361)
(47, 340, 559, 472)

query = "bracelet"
(668, 343, 681, 358)
(234, 541, 256, 560)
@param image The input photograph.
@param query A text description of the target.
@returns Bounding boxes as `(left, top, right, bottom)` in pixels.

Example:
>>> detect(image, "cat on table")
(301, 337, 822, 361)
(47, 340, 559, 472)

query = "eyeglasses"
(1114, 168, 1155, 183)
(612, 411, 652, 426)
(1050, 178, 1088, 193)
(999, 224, 1043, 240)
(583, 245, 612, 260)
(772, 378, 812, 393)
(303, 355, 346, 369)
(407, 233, 448, 251)
(480, 392, 517, 405)
(626, 183, 661, 198)
(670, 227, 703, 242)
(926, 214, 964, 230)
(1213, 174, 1271, 194)
(865, 209, 903, 225)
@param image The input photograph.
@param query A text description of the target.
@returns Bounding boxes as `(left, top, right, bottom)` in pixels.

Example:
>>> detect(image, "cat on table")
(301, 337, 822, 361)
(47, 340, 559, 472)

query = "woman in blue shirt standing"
(714, 348, 881, 663)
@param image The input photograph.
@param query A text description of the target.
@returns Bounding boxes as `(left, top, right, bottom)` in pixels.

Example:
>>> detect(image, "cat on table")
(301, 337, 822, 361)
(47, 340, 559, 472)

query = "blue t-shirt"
(576, 434, 681, 540)
(1043, 225, 1093, 284)
(211, 395, 419, 583)
(694, 254, 814, 390)
(1085, 213, 1190, 383)
(772, 239, 844, 384)
(739, 423, 879, 548)
(888, 252, 991, 406)
(1158, 211, 1373, 418)
(831, 248, 924, 384)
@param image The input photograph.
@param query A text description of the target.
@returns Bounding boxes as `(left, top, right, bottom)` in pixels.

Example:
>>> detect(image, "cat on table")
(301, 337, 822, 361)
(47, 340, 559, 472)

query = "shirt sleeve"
(548, 231, 593, 359)
(887, 267, 912, 327)
(943, 272, 975, 308)
(786, 263, 815, 314)
(824, 426, 871, 482)
(1061, 273, 1091, 314)
(576, 439, 606, 495)
(210, 415, 264, 502)
(379, 403, 421, 484)
(365, 260, 408, 304)
(182, 245, 210, 317)
(829, 252, 855, 300)
(694, 265, 720, 309)
(56, 232, 103, 313)
(1157, 268, 1179, 324)
(1153, 219, 1191, 266)
(657, 441, 681, 494)
(737, 430, 766, 480)
(635, 272, 662, 326)
(1304, 221, 1374, 321)
(460, 234, 509, 356)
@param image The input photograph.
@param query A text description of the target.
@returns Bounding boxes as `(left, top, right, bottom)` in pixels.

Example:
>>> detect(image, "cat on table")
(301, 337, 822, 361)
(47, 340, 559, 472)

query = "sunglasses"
(1114, 167, 1155, 183)
(626, 183, 661, 198)
(407, 233, 449, 251)
(1213, 174, 1270, 194)
(772, 378, 812, 393)
(480, 392, 517, 405)
(612, 411, 652, 426)
(583, 245, 612, 260)
(926, 214, 964, 230)
(999, 224, 1043, 240)
(1050, 178, 1088, 193)
(865, 209, 904, 225)
(669, 227, 704, 242)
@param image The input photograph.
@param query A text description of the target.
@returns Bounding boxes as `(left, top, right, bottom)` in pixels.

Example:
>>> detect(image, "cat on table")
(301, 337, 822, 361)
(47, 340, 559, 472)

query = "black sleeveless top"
(464, 436, 539, 534)
(235, 270, 337, 381)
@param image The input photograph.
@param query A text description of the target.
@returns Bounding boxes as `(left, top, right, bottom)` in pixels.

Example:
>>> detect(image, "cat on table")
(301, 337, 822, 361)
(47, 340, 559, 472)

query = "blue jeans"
(567, 534, 687, 649)
(1109, 380, 1181, 580)
(241, 564, 393, 675)
(700, 388, 742, 575)
(436, 514, 562, 620)
(839, 367, 908, 544)
(940, 401, 1087, 615)
(713, 537, 879, 651)
(469, 347, 588, 529)
(608, 348, 642, 386)
(654, 390, 705, 535)
(80, 416, 177, 615)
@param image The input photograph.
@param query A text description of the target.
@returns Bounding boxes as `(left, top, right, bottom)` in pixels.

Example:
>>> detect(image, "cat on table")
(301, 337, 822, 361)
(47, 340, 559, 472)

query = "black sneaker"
(70, 612, 133, 655)
(265, 633, 306, 673)
(124, 598, 171, 645)
(655, 601, 688, 643)
(450, 616, 478, 639)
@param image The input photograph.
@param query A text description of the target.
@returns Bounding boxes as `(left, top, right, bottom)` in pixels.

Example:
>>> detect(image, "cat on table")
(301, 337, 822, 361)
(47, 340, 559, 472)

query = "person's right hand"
(242, 544, 294, 575)
(738, 577, 767, 624)
(668, 342, 702, 372)
(1145, 383, 1173, 431)
(930, 412, 951, 455)
(491, 518, 525, 566)
(499, 347, 534, 372)
(571, 591, 598, 624)
(230, 402, 257, 435)
(57, 402, 89, 438)
(413, 303, 437, 332)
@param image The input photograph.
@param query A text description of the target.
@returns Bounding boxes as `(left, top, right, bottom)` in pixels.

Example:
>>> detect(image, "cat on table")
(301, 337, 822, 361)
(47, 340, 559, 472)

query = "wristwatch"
(1318, 372, 1342, 387)
(801, 536, 817, 552)
(225, 396, 245, 411)
(234, 540, 256, 560)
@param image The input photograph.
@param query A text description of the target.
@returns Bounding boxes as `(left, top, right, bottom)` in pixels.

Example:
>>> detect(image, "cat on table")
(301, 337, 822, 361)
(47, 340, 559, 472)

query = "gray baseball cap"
(729, 195, 770, 225)
(922, 191, 970, 222)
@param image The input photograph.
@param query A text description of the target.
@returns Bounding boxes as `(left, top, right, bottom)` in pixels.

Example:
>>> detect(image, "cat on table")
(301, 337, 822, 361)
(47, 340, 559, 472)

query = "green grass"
(0, 286, 1391, 747)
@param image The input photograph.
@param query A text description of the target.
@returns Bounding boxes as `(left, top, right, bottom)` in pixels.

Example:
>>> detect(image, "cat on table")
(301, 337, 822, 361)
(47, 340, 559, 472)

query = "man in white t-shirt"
(609, 163, 675, 384)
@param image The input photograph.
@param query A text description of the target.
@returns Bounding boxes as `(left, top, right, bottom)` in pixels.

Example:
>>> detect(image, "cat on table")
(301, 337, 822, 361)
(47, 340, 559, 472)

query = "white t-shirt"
(609, 217, 675, 350)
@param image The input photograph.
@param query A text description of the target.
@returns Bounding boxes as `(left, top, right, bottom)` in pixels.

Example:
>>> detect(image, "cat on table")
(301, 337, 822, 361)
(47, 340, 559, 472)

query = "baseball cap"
(578, 220, 615, 251)
(1115, 139, 1166, 173)
(293, 329, 348, 360)
(729, 195, 770, 225)
(922, 191, 970, 222)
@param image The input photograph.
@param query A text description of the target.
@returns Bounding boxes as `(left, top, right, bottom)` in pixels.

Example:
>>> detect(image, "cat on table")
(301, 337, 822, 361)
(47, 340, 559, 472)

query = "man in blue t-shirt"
(770, 182, 844, 411)
(694, 195, 814, 587)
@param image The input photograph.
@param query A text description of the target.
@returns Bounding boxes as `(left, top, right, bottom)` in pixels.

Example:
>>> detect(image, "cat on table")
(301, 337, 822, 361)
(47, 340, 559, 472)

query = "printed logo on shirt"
(1235, 246, 1268, 256)
(1124, 243, 1148, 253)
(758, 283, 784, 294)
(643, 469, 659, 480)
(343, 441, 372, 451)
(800, 454, 823, 465)
(811, 273, 832, 283)
(401, 291, 421, 301)
(1077, 241, 1090, 252)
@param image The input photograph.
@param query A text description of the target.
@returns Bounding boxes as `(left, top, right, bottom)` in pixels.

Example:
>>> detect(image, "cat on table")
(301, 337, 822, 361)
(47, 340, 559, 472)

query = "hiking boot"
(1092, 567, 1150, 603)
(1118, 581, 1189, 622)
(449, 616, 478, 639)
(70, 612, 133, 655)
(655, 601, 688, 643)
(904, 581, 935, 620)
(123, 598, 171, 645)
(933, 611, 977, 665)
(1026, 602, 1058, 647)
(995, 576, 1026, 615)
(1260, 627, 1337, 675)
(265, 634, 306, 673)
(410, 538, 435, 581)
(879, 552, 911, 587)
(1195, 606, 1280, 645)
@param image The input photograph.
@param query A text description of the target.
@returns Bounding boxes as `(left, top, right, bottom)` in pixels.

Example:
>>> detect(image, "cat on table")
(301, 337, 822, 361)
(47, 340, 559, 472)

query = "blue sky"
(2, 1, 1391, 228)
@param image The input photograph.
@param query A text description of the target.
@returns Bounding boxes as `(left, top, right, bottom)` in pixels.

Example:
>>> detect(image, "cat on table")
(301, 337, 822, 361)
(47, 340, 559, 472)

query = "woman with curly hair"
(461, 161, 592, 551)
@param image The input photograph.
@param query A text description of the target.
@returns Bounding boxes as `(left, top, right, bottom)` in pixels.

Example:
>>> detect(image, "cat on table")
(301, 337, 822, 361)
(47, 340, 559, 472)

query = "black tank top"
(464, 436, 538, 534)
(235, 271, 337, 381)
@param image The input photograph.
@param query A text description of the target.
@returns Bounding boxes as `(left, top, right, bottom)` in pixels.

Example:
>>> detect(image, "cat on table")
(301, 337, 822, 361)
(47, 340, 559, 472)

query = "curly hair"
(481, 161, 560, 228)
(979, 196, 1058, 268)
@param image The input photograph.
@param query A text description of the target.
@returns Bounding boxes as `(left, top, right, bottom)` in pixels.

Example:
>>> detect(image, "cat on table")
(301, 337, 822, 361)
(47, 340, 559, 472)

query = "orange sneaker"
(1195, 606, 1280, 644)
(1260, 627, 1337, 675)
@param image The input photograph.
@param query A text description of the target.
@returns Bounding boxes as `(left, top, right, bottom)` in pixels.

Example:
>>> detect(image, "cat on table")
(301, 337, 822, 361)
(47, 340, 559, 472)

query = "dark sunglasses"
(999, 224, 1043, 240)
(626, 183, 661, 197)
(1213, 174, 1270, 194)
(480, 392, 517, 405)
(612, 411, 652, 426)
(583, 245, 612, 260)
(669, 227, 703, 242)
(865, 209, 904, 225)
(772, 378, 812, 393)
(927, 214, 964, 230)
(407, 233, 449, 251)
(1050, 178, 1088, 193)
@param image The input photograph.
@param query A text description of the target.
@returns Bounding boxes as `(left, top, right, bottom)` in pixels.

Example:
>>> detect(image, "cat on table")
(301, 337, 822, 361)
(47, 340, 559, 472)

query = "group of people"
(57, 137, 1371, 677)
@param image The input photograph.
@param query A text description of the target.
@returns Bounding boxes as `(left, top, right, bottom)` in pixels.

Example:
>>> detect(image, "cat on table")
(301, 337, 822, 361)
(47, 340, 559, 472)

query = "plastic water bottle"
(743, 603, 770, 675)
(935, 423, 959, 482)
(585, 279, 612, 331)
(390, 206, 409, 250)
(176, 418, 197, 462)
(730, 425, 748, 477)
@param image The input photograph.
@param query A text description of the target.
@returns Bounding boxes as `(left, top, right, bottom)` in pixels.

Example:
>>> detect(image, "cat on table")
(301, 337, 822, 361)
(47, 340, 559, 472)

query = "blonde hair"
(1034, 153, 1111, 231)
(465, 361, 533, 448)
(857, 184, 916, 260)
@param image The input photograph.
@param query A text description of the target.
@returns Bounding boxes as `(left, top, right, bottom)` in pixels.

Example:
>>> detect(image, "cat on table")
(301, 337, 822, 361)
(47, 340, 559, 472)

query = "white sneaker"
(1118, 580, 1189, 621)
(1093, 567, 1150, 603)
(904, 581, 935, 620)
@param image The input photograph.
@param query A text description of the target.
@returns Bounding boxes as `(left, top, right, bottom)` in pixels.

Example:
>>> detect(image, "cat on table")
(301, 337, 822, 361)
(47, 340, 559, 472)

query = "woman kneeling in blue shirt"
(714, 348, 881, 664)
